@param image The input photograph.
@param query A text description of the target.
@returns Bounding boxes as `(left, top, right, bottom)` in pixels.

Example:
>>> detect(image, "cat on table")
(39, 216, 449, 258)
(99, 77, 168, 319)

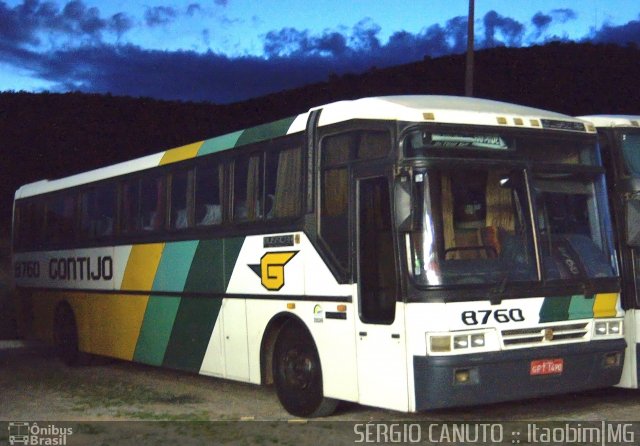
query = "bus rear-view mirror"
(395, 173, 414, 232)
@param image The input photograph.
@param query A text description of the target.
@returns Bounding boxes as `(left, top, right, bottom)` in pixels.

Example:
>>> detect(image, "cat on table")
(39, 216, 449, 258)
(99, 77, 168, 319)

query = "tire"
(273, 320, 338, 417)
(53, 304, 87, 366)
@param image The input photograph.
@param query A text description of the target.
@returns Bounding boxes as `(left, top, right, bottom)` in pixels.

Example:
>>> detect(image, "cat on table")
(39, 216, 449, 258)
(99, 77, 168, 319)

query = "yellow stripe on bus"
(593, 293, 618, 318)
(120, 244, 165, 291)
(84, 292, 150, 360)
(159, 141, 203, 165)
(113, 243, 165, 359)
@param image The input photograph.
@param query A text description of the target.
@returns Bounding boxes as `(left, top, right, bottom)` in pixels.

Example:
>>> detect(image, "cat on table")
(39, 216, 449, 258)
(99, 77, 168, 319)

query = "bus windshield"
(620, 131, 640, 176)
(533, 173, 615, 280)
(407, 167, 615, 289)
(408, 166, 537, 287)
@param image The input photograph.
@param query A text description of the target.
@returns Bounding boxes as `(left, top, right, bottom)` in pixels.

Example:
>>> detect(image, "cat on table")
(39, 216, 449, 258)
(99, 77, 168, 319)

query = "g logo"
(249, 251, 298, 291)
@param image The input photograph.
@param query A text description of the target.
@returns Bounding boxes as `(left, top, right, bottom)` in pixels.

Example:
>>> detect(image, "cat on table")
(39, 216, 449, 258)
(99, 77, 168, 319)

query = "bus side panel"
(76, 292, 148, 360)
(222, 233, 359, 402)
(18, 289, 149, 362)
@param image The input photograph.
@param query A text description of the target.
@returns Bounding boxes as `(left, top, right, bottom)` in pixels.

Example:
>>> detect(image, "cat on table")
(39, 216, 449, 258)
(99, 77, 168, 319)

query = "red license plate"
(530, 358, 564, 376)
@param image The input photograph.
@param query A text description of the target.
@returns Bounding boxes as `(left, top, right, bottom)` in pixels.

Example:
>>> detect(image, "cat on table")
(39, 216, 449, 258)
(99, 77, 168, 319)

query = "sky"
(1, 0, 640, 103)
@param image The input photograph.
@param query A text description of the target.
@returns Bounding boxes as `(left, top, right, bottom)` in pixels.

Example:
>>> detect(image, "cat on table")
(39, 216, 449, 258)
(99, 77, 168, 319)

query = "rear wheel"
(273, 320, 338, 417)
(53, 304, 87, 366)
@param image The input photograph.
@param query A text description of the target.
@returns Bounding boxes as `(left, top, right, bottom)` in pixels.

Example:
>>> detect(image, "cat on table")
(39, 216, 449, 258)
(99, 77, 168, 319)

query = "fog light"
(430, 336, 451, 352)
(453, 335, 469, 349)
(595, 322, 607, 335)
(471, 334, 485, 347)
(604, 352, 621, 367)
(455, 369, 470, 383)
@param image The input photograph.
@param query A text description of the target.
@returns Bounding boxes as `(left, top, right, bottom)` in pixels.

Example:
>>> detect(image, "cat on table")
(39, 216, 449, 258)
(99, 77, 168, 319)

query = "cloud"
(590, 15, 640, 46)
(482, 10, 525, 48)
(2, 3, 640, 105)
(25, 44, 338, 103)
(187, 3, 203, 16)
(532, 13, 552, 31)
(551, 9, 577, 23)
(263, 28, 348, 58)
(531, 9, 578, 40)
(144, 6, 178, 27)
(109, 12, 134, 39)
(0, 0, 134, 46)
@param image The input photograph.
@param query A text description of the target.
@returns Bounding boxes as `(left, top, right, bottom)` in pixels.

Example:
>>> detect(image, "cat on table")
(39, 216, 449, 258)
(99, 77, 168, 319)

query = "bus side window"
(233, 153, 263, 222)
(15, 200, 45, 250)
(140, 176, 166, 232)
(80, 184, 116, 240)
(120, 179, 140, 234)
(170, 169, 194, 230)
(320, 133, 350, 271)
(46, 193, 77, 245)
(266, 146, 302, 219)
(356, 131, 389, 160)
(195, 162, 223, 226)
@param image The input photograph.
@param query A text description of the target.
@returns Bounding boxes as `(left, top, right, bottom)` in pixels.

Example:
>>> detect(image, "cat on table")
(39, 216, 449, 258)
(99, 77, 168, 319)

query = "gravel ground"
(1, 341, 640, 445)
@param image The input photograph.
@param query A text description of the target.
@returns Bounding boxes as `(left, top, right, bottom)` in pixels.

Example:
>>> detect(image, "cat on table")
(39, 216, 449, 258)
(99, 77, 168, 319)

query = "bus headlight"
(453, 335, 470, 349)
(430, 336, 452, 352)
(427, 330, 496, 355)
(593, 319, 623, 338)
(471, 334, 486, 347)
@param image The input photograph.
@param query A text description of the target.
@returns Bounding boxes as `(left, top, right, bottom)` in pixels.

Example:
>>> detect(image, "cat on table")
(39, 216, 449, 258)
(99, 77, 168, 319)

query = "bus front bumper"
(413, 338, 626, 411)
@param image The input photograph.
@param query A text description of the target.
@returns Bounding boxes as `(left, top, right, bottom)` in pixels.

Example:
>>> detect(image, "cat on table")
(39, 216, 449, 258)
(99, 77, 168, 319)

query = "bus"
(578, 115, 640, 389)
(12, 96, 625, 417)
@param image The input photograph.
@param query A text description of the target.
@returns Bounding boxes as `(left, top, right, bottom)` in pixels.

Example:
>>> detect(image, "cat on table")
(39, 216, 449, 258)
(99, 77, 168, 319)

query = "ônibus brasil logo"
(8, 422, 73, 445)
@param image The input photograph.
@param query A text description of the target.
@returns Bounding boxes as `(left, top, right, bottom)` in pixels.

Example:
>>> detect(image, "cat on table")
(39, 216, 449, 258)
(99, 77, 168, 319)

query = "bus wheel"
(273, 320, 338, 417)
(53, 304, 86, 366)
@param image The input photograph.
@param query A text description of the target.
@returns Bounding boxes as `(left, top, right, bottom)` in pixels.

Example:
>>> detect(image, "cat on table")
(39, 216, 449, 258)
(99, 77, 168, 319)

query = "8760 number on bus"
(461, 309, 525, 326)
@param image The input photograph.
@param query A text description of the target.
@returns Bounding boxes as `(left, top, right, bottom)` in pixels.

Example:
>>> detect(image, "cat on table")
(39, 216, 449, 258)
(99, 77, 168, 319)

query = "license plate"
(530, 358, 564, 376)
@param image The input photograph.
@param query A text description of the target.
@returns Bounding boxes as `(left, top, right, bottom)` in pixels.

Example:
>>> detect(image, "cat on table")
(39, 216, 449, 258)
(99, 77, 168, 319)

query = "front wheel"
(273, 320, 338, 417)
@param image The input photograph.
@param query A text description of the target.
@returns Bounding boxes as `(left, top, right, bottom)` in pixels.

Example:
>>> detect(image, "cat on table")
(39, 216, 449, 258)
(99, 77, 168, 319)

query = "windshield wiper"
(488, 272, 509, 304)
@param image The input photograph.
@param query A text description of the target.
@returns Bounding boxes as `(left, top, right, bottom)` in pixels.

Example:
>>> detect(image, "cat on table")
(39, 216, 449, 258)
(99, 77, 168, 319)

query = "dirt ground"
(1, 341, 640, 445)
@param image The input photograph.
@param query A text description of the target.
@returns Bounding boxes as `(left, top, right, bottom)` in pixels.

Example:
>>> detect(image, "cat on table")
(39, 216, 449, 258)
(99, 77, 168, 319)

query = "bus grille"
(501, 322, 589, 347)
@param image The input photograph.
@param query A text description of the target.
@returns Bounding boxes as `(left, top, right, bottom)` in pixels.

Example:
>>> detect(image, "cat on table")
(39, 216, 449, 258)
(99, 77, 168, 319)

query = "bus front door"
(354, 173, 409, 411)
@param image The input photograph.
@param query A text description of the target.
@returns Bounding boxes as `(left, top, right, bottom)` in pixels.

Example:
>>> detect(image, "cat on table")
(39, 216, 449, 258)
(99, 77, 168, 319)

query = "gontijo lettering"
(48, 256, 113, 281)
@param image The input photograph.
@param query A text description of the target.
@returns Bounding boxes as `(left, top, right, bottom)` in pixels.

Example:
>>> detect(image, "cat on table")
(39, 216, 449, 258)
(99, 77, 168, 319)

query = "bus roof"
(315, 95, 583, 128)
(16, 95, 591, 199)
(578, 115, 640, 128)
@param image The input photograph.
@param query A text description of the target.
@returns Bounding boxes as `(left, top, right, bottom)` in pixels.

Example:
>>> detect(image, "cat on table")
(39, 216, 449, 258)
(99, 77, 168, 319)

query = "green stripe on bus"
(183, 239, 226, 294)
(152, 241, 199, 292)
(162, 296, 222, 372)
(133, 241, 199, 365)
(197, 130, 243, 156)
(183, 237, 245, 294)
(133, 295, 181, 366)
(539, 296, 572, 323)
(235, 116, 296, 147)
(223, 237, 245, 286)
(568, 294, 594, 320)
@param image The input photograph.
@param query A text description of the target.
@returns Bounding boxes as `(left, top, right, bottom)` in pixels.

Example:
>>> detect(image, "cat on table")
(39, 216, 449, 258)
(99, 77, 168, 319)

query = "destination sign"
(540, 119, 586, 132)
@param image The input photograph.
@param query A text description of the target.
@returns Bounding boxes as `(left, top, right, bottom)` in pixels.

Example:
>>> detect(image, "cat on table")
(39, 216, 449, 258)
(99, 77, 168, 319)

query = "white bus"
(12, 96, 625, 417)
(579, 115, 640, 389)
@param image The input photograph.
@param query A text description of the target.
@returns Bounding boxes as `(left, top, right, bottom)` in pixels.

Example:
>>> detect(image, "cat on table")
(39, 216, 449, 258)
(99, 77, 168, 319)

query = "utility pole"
(465, 0, 475, 97)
